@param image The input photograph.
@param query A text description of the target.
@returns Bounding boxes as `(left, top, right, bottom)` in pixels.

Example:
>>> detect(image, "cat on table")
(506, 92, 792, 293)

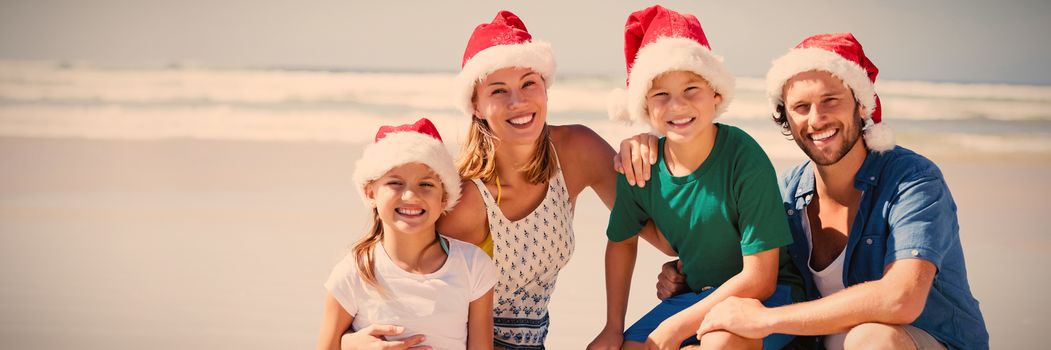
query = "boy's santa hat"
(766, 32, 895, 152)
(455, 10, 555, 117)
(607, 4, 735, 125)
(352, 118, 461, 212)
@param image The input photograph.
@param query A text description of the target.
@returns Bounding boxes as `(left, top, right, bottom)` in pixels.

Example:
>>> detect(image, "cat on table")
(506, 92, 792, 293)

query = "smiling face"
(644, 70, 722, 143)
(472, 67, 548, 146)
(782, 70, 866, 166)
(365, 163, 445, 237)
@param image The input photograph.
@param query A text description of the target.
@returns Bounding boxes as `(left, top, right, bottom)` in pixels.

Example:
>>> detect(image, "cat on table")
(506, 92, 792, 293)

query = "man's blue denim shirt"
(780, 146, 988, 349)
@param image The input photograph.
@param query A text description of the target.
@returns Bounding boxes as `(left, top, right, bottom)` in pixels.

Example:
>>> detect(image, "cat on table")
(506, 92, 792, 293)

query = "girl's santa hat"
(766, 32, 895, 152)
(455, 10, 555, 117)
(607, 5, 735, 125)
(352, 118, 461, 212)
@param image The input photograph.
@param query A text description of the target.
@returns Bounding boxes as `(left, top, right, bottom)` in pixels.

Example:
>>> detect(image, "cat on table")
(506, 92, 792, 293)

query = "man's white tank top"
(802, 207, 847, 350)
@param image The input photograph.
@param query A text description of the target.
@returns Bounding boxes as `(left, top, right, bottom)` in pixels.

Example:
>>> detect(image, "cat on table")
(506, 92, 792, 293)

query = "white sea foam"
(0, 105, 473, 145)
(1, 61, 1049, 157)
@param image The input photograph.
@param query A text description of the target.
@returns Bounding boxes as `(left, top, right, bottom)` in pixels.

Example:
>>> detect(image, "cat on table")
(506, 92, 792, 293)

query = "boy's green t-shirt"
(607, 124, 803, 294)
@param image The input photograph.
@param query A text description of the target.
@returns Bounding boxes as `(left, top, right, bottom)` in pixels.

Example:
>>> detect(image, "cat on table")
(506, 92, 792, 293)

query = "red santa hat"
(766, 32, 895, 152)
(607, 5, 735, 125)
(352, 118, 461, 212)
(455, 10, 555, 117)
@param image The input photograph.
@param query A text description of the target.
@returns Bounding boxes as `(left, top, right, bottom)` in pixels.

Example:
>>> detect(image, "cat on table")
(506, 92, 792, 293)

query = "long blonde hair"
(456, 117, 557, 184)
(351, 208, 386, 294)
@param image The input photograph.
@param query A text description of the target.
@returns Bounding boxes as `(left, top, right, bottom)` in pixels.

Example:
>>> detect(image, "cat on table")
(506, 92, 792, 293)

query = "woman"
(435, 10, 618, 349)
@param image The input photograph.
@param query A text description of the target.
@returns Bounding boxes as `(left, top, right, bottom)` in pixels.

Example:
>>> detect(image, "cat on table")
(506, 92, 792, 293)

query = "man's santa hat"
(455, 10, 555, 117)
(607, 5, 735, 126)
(766, 32, 895, 152)
(352, 118, 461, 212)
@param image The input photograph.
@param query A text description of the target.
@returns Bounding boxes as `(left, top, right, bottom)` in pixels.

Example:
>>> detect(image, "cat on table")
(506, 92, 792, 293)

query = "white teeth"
(669, 117, 694, 125)
(811, 129, 836, 141)
(509, 115, 533, 125)
(395, 208, 423, 216)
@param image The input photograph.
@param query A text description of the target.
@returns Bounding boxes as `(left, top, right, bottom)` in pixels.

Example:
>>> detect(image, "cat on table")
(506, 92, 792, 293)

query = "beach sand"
(0, 136, 1047, 349)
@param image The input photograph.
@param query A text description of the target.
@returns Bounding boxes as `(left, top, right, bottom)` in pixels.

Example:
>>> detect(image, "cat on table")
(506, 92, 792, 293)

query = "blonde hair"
(351, 208, 386, 295)
(456, 117, 556, 184)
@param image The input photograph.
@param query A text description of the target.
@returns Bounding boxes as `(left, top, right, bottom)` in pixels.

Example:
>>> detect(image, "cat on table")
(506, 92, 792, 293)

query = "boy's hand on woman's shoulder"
(614, 133, 659, 188)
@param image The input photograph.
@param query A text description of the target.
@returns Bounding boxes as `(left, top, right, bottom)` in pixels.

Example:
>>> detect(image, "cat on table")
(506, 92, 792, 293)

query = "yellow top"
(495, 173, 502, 205)
(478, 231, 494, 257)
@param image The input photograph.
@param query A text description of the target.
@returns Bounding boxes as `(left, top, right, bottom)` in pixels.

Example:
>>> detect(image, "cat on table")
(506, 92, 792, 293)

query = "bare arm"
(603, 236, 639, 331)
(600, 143, 672, 257)
(467, 288, 495, 350)
(698, 258, 936, 339)
(318, 293, 354, 350)
(766, 259, 934, 334)
(557, 124, 618, 209)
(587, 236, 639, 350)
(647, 248, 781, 347)
(608, 132, 673, 256)
(557, 125, 672, 257)
(436, 181, 488, 245)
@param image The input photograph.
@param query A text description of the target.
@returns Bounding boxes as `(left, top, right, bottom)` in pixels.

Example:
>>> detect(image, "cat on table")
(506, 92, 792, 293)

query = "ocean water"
(2, 60, 1050, 158)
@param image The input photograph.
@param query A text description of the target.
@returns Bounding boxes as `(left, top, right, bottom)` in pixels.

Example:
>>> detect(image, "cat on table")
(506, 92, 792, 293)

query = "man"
(620, 33, 988, 349)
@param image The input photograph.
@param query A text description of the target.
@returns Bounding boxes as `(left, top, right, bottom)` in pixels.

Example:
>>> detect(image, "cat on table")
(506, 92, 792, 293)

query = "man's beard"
(793, 111, 864, 166)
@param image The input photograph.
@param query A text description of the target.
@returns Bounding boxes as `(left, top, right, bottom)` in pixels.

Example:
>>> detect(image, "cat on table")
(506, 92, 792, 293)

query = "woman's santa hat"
(607, 5, 735, 126)
(766, 32, 895, 152)
(455, 10, 555, 117)
(352, 118, 461, 212)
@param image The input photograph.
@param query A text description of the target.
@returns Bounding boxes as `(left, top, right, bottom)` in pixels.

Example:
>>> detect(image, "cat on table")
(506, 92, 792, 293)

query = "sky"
(1, 0, 1049, 85)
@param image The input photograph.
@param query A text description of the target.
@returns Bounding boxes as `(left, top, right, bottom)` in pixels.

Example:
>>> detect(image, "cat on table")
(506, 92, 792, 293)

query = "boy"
(588, 5, 803, 350)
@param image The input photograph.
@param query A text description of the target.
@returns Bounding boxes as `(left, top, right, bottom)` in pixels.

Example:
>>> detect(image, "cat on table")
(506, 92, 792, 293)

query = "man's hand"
(696, 296, 773, 340)
(656, 260, 689, 300)
(613, 133, 659, 187)
(586, 325, 624, 350)
(341, 324, 431, 350)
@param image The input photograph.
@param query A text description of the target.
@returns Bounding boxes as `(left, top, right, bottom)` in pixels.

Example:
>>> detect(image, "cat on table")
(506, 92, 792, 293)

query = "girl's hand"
(656, 260, 689, 300)
(586, 325, 624, 350)
(340, 324, 431, 350)
(613, 133, 659, 188)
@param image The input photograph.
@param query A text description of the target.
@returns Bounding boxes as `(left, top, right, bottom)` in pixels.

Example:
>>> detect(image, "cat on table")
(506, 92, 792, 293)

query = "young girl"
(590, 5, 803, 350)
(316, 118, 497, 350)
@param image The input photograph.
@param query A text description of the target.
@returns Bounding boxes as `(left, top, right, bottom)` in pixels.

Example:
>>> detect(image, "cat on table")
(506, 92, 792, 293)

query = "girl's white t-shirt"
(325, 236, 497, 350)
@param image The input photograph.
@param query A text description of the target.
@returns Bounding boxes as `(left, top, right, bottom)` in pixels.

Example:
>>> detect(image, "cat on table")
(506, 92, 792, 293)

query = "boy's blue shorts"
(623, 284, 797, 349)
